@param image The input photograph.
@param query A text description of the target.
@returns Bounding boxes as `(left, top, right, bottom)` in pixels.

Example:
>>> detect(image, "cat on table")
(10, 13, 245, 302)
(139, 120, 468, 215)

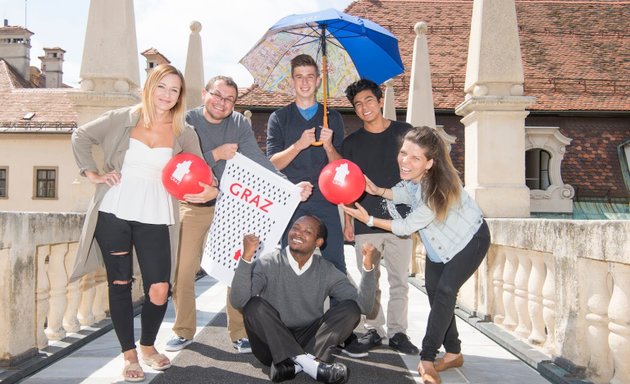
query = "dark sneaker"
(341, 329, 382, 358)
(339, 332, 357, 349)
(164, 335, 192, 351)
(316, 361, 348, 383)
(233, 338, 252, 354)
(388, 332, 419, 355)
(270, 359, 297, 382)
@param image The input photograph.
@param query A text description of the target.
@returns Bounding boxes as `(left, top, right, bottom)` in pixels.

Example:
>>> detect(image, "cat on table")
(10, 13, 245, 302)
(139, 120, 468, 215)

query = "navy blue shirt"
(266, 102, 344, 202)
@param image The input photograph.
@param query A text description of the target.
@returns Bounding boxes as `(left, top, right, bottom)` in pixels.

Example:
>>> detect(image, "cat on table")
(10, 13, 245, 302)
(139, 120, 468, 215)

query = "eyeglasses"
(207, 90, 236, 105)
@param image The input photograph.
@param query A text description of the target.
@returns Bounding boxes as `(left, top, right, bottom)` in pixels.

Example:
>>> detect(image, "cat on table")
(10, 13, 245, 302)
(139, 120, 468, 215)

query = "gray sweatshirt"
(185, 107, 282, 180)
(230, 249, 376, 329)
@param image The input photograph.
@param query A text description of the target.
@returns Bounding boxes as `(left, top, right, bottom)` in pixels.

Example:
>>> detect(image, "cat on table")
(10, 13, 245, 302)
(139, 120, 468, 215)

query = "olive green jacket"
(70, 106, 203, 283)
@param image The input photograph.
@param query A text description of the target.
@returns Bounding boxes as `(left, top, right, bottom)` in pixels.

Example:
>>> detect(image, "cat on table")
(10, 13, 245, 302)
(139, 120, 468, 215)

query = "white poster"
(201, 153, 301, 286)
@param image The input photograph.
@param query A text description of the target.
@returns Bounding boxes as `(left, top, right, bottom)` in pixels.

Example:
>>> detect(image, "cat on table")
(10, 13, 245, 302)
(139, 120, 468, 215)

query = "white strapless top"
(99, 138, 174, 225)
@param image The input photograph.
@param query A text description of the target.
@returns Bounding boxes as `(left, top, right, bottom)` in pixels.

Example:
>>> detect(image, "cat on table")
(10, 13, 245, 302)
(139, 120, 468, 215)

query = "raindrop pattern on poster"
(203, 160, 295, 272)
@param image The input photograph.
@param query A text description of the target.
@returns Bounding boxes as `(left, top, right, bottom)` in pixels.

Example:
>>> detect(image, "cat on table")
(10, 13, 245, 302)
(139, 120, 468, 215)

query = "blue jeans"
(420, 220, 490, 361)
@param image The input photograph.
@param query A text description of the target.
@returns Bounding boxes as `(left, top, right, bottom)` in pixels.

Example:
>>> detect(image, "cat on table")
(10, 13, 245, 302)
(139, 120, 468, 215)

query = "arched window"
(525, 148, 551, 190)
(525, 126, 574, 213)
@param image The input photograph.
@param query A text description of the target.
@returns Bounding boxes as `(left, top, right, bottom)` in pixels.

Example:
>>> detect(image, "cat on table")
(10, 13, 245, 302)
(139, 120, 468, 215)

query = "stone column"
(406, 22, 436, 128)
(184, 21, 205, 109)
(382, 79, 397, 120)
(79, 0, 140, 92)
(455, 0, 534, 217)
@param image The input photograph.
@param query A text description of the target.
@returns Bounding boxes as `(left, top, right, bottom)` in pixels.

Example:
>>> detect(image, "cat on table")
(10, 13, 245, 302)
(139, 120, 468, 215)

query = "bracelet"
(380, 187, 386, 197)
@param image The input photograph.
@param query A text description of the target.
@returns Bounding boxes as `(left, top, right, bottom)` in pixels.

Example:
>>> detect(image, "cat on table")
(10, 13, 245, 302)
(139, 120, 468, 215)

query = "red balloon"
(318, 159, 366, 205)
(162, 153, 213, 200)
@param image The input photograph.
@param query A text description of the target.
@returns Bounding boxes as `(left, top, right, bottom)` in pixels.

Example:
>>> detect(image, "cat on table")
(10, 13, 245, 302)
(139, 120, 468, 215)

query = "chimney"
(0, 21, 33, 82)
(38, 47, 65, 87)
(140, 47, 170, 76)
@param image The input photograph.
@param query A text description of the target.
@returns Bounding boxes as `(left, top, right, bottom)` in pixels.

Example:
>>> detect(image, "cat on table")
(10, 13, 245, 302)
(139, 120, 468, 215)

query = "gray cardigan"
(70, 106, 203, 282)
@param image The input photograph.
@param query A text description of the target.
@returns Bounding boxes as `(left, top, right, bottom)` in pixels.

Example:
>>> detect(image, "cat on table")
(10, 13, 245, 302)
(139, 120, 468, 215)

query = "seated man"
(230, 215, 377, 383)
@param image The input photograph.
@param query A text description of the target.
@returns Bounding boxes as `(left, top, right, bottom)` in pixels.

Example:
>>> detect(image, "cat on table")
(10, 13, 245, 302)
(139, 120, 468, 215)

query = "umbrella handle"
(313, 50, 328, 147)
(312, 125, 323, 146)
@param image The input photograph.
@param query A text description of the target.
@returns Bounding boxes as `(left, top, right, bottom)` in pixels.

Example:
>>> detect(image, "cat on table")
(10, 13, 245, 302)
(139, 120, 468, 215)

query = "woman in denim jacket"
(343, 126, 490, 384)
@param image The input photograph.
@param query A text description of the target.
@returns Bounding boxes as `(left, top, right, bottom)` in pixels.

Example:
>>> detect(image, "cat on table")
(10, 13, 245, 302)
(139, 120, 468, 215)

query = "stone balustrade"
(2, 212, 629, 384)
(0, 212, 142, 367)
(411, 218, 630, 384)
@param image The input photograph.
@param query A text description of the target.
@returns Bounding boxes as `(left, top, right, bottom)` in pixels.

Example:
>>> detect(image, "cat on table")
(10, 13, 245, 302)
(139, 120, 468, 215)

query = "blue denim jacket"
(390, 181, 484, 263)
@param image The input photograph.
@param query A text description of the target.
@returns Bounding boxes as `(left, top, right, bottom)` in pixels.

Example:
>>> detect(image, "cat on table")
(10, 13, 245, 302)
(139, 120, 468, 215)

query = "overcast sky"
(0, 0, 353, 87)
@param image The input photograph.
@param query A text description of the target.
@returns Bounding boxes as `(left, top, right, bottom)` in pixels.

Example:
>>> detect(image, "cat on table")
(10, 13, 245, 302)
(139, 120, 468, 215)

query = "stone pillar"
(383, 79, 396, 120)
(79, 0, 140, 92)
(184, 21, 204, 109)
(608, 264, 630, 384)
(406, 22, 436, 128)
(454, 0, 534, 217)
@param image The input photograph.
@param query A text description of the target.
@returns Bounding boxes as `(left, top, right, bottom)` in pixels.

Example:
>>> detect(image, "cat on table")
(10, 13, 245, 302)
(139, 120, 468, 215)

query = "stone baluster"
(244, 110, 252, 125)
(584, 261, 612, 383)
(541, 256, 557, 353)
(514, 250, 532, 337)
(78, 271, 96, 326)
(527, 254, 546, 344)
(63, 242, 81, 333)
(93, 268, 108, 321)
(490, 246, 505, 324)
(35, 245, 50, 349)
(44, 243, 69, 340)
(501, 250, 518, 330)
(608, 263, 630, 384)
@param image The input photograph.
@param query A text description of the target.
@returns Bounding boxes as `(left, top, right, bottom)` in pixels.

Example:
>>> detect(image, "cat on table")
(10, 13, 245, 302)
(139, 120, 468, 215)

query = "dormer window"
(525, 126, 574, 213)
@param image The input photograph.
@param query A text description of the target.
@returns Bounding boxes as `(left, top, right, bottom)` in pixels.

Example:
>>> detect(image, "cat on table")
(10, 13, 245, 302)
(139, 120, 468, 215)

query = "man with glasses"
(166, 75, 312, 354)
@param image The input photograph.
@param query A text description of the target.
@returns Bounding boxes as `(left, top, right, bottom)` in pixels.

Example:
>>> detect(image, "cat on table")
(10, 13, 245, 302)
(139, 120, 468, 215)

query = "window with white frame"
(525, 126, 574, 213)
(525, 148, 551, 190)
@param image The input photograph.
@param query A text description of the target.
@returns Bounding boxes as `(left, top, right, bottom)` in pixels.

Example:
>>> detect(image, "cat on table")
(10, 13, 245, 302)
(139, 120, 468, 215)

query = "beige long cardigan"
(70, 106, 203, 283)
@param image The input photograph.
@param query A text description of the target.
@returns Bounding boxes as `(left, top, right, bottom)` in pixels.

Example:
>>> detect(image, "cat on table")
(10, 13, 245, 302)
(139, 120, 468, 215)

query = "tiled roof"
(0, 60, 78, 131)
(237, 0, 630, 112)
(0, 60, 33, 90)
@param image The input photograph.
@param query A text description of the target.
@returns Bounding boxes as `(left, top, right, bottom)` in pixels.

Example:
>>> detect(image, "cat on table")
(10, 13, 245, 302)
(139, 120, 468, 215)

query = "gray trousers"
(354, 232, 413, 338)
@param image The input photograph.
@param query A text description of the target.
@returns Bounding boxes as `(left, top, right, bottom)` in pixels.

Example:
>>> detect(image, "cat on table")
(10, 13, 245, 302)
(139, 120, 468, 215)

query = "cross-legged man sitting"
(230, 215, 377, 383)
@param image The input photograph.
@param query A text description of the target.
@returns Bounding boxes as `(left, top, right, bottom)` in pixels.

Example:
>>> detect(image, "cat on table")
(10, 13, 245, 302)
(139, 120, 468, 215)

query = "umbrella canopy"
(240, 8, 404, 99)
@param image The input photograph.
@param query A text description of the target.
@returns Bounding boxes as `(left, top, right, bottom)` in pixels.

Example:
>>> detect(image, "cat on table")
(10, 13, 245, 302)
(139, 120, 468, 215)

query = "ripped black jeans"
(94, 211, 171, 352)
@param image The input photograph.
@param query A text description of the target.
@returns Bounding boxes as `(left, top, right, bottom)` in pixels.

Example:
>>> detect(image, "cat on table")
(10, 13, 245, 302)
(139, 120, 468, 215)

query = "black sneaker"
(341, 329, 382, 358)
(388, 332, 419, 355)
(316, 361, 348, 383)
(269, 359, 297, 382)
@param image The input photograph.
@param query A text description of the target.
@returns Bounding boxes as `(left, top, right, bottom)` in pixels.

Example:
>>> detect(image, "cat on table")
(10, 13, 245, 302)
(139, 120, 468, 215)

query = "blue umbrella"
(240, 8, 404, 139)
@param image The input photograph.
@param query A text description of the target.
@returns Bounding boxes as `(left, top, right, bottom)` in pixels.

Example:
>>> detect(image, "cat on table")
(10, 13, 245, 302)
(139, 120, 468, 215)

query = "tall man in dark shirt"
(340, 79, 419, 357)
(266, 54, 346, 274)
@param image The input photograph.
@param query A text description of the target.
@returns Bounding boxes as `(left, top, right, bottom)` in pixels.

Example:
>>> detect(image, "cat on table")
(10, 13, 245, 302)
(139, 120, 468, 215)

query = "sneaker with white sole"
(233, 338, 252, 354)
(165, 335, 193, 351)
(341, 329, 382, 358)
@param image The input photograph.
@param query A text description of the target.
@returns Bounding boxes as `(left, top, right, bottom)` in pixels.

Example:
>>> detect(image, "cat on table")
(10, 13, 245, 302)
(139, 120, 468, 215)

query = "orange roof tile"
(237, 0, 630, 112)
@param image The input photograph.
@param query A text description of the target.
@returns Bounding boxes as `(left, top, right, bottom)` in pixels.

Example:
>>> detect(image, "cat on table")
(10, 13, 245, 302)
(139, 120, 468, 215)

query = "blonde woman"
(343, 126, 490, 384)
(71, 64, 217, 382)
